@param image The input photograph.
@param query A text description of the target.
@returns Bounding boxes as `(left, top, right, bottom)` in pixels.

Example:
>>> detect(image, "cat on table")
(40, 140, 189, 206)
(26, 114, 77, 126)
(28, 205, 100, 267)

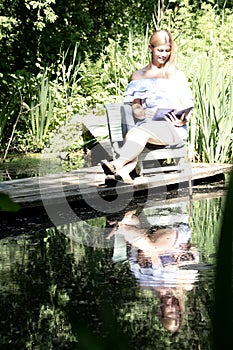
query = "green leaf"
(0, 193, 20, 212)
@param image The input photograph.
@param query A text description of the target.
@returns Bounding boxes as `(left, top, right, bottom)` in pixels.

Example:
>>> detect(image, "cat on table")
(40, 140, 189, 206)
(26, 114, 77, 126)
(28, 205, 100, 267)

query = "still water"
(0, 190, 224, 349)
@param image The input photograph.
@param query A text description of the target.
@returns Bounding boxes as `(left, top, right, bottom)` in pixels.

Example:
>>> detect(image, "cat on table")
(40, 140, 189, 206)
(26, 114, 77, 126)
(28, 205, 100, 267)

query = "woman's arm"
(132, 98, 146, 120)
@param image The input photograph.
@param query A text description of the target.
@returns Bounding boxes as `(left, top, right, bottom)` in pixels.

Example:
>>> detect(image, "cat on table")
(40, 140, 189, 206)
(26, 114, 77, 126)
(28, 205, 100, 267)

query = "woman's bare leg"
(110, 128, 154, 170)
(112, 121, 181, 168)
(102, 121, 180, 180)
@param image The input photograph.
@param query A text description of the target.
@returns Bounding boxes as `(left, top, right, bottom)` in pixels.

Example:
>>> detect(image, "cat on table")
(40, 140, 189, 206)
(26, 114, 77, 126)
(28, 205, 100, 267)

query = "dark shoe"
(98, 175, 119, 188)
(99, 172, 134, 188)
(105, 175, 119, 187)
(101, 160, 116, 175)
(129, 163, 141, 179)
(100, 174, 125, 188)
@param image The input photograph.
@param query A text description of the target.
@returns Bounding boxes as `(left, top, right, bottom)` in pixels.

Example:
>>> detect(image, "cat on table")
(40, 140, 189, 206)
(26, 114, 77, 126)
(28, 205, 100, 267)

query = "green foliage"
(78, 30, 151, 107)
(3, 50, 88, 153)
(0, 99, 11, 143)
(0, 1, 233, 163)
(0, 74, 26, 145)
(24, 0, 58, 31)
(0, 0, 154, 73)
(0, 193, 20, 212)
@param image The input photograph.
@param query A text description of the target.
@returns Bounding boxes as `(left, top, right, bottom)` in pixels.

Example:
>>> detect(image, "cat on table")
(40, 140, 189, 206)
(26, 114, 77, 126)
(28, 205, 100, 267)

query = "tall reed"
(189, 52, 233, 163)
(52, 44, 87, 121)
(30, 72, 54, 150)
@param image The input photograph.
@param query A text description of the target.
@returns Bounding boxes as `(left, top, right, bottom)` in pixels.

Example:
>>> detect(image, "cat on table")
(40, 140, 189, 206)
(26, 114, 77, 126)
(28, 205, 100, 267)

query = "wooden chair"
(104, 103, 188, 176)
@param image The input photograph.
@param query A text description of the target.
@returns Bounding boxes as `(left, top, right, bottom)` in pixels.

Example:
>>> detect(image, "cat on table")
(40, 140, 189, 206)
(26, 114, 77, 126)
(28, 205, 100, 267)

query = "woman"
(101, 29, 193, 184)
(108, 210, 199, 333)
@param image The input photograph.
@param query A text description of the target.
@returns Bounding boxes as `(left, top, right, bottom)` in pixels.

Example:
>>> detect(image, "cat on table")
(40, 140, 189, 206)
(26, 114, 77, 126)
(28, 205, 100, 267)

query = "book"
(152, 106, 193, 121)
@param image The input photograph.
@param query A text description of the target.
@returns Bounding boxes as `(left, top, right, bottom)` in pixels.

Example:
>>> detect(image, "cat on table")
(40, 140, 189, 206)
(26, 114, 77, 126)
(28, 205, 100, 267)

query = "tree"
(0, 0, 154, 73)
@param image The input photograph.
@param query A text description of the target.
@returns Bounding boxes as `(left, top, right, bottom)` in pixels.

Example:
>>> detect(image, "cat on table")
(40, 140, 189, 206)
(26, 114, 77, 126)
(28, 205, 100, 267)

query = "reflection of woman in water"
(108, 211, 199, 333)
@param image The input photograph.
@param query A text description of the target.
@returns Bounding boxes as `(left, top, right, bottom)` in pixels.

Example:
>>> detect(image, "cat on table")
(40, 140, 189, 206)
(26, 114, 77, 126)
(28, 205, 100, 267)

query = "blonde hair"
(149, 30, 177, 77)
(159, 288, 185, 333)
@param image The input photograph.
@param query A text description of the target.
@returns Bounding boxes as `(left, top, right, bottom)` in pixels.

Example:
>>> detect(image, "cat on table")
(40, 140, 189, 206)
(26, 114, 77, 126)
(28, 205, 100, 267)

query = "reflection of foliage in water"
(0, 230, 79, 348)
(189, 196, 223, 262)
(58, 216, 107, 251)
(0, 196, 224, 349)
(0, 228, 133, 349)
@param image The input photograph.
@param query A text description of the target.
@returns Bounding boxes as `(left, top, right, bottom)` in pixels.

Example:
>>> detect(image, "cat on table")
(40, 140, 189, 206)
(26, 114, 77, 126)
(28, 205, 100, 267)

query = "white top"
(124, 72, 194, 121)
(129, 224, 199, 288)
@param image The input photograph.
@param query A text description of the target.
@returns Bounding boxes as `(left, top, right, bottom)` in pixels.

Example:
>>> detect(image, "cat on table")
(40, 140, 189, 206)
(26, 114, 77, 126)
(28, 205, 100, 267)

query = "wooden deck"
(0, 114, 232, 209)
(0, 162, 232, 209)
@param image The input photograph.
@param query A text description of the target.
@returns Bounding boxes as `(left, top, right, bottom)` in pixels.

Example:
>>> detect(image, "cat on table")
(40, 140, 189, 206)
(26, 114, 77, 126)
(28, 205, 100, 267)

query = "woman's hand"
(132, 103, 145, 120)
(164, 111, 188, 127)
(132, 99, 146, 120)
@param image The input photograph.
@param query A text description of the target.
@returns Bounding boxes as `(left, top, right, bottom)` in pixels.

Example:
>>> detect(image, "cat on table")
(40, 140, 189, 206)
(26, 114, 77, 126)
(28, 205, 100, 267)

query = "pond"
(0, 184, 226, 350)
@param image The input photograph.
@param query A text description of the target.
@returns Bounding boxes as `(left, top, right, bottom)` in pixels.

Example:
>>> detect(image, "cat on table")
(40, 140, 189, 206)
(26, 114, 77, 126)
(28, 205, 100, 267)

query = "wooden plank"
(0, 162, 232, 208)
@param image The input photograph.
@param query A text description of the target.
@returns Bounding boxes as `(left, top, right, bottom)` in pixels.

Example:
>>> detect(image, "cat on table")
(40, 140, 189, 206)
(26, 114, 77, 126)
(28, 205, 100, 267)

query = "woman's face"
(150, 44, 171, 68)
(160, 295, 181, 332)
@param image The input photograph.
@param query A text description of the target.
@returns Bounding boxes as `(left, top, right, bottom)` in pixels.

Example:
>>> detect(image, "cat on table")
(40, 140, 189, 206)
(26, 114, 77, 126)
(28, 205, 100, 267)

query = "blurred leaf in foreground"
(213, 171, 233, 349)
(0, 193, 20, 212)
